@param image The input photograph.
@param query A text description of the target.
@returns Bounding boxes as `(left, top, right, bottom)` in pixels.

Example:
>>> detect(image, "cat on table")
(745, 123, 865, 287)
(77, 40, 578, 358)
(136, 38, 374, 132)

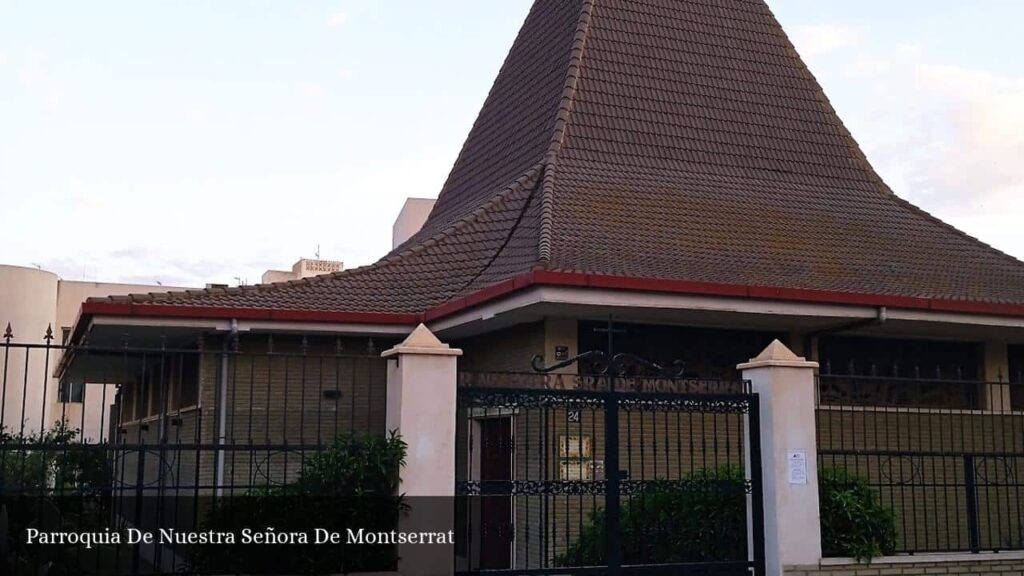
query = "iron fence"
(816, 374, 1024, 555)
(455, 370, 763, 575)
(0, 328, 390, 575)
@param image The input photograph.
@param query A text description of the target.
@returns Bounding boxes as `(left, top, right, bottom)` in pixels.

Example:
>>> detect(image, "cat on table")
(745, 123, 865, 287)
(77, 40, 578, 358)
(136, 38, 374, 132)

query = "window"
(177, 353, 200, 409)
(120, 385, 135, 422)
(58, 380, 85, 403)
(120, 352, 201, 421)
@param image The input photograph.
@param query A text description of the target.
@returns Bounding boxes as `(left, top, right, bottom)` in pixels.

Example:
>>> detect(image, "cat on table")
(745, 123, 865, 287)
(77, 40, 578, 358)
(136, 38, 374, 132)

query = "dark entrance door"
(479, 417, 513, 569)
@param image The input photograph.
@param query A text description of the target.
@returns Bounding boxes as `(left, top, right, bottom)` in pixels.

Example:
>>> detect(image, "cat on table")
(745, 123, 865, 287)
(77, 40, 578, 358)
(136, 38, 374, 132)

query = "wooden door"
(479, 417, 513, 569)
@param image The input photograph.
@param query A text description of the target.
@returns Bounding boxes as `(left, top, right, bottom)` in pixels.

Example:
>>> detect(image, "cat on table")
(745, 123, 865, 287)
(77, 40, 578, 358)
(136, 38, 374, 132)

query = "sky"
(1, 1, 1022, 288)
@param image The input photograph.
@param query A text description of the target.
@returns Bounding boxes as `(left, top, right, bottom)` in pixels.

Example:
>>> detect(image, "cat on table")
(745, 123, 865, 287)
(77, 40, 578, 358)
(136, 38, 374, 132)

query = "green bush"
(558, 466, 748, 566)
(558, 465, 897, 567)
(195, 431, 407, 575)
(0, 421, 108, 526)
(1, 422, 106, 494)
(819, 467, 896, 562)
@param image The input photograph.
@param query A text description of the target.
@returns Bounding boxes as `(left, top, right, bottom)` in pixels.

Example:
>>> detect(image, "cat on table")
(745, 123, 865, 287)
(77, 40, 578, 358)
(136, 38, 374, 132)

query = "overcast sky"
(1, 1, 1022, 287)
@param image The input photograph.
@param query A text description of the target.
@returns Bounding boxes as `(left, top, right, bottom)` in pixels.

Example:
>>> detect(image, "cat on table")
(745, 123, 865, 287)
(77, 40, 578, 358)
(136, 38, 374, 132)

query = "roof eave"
(72, 272, 1024, 345)
(424, 270, 1024, 321)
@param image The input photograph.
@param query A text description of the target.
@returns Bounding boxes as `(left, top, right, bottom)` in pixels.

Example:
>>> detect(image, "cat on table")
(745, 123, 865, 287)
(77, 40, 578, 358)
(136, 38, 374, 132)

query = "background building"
(392, 197, 436, 249)
(261, 257, 344, 284)
(0, 264, 192, 440)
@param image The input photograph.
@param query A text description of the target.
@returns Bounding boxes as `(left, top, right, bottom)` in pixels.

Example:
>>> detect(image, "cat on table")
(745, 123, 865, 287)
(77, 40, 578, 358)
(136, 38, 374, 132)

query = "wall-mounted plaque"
(559, 435, 592, 458)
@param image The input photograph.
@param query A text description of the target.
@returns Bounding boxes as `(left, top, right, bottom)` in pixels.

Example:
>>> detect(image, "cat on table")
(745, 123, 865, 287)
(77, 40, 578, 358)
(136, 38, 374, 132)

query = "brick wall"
(787, 557, 1024, 575)
(113, 334, 392, 492)
(455, 321, 545, 372)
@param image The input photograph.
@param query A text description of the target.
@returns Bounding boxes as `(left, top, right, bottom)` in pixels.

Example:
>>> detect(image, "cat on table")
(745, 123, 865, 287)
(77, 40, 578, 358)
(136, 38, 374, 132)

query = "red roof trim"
(79, 272, 1024, 331)
(424, 270, 1024, 319)
(80, 302, 421, 325)
(516, 271, 1024, 317)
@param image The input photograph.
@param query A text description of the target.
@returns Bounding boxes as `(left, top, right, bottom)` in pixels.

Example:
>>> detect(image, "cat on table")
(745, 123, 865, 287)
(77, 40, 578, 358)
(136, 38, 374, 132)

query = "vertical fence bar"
(748, 394, 766, 576)
(604, 383, 621, 575)
(964, 454, 981, 552)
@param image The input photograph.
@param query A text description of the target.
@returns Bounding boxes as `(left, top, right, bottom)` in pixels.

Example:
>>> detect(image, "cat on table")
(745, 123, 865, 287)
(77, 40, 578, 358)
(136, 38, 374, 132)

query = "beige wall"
(392, 198, 436, 249)
(0, 265, 60, 435)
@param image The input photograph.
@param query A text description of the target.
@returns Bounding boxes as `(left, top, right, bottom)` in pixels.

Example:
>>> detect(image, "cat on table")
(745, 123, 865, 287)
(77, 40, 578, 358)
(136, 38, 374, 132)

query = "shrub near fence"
(195, 432, 407, 575)
(558, 465, 898, 566)
(557, 466, 749, 567)
(817, 375, 1024, 554)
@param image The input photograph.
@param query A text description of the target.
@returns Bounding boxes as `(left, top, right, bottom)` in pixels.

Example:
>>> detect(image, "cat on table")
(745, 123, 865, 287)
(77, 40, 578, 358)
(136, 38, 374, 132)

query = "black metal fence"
(455, 369, 763, 575)
(816, 374, 1024, 554)
(0, 329, 390, 575)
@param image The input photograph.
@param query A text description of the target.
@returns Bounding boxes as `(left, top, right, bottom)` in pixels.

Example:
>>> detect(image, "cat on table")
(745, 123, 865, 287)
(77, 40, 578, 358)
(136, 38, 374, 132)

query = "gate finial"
(3, 322, 11, 342)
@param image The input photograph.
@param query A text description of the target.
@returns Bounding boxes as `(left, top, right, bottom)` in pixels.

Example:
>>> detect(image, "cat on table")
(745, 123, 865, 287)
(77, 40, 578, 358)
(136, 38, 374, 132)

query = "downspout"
(804, 306, 887, 361)
(215, 318, 236, 496)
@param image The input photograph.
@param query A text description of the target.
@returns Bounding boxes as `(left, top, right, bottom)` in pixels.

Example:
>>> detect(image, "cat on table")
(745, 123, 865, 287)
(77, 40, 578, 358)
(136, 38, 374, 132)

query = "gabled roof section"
(87, 0, 1024, 320)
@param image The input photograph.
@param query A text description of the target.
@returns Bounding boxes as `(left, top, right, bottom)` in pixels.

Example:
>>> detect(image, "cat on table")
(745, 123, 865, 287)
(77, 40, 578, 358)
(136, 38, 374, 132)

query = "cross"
(592, 316, 626, 358)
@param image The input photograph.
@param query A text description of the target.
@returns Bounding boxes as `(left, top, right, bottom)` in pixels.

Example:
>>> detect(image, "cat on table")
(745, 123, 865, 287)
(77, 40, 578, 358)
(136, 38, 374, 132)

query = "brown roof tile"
(91, 0, 1024, 316)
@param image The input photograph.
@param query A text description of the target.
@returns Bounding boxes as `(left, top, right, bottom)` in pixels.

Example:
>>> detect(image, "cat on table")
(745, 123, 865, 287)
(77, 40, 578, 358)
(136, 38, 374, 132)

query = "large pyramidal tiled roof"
(98, 0, 1024, 315)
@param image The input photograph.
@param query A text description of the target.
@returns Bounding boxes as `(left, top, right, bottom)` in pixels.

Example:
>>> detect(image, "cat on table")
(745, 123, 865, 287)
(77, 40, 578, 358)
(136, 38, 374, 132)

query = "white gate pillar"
(739, 340, 821, 576)
(382, 323, 462, 575)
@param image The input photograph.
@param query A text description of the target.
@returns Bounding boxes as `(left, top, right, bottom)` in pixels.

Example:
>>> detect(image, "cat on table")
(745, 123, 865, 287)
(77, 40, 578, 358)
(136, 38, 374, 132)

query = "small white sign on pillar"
(739, 339, 821, 576)
(787, 450, 808, 485)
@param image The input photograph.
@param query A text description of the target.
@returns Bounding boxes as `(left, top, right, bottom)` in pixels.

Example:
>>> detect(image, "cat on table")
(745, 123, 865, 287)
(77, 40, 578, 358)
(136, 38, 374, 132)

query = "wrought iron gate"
(454, 352, 765, 575)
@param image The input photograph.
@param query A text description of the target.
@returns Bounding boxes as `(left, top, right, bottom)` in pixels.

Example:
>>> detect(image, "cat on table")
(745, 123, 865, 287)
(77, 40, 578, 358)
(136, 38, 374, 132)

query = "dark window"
(121, 385, 135, 422)
(1009, 345, 1024, 410)
(577, 321, 780, 380)
(819, 336, 980, 379)
(58, 380, 85, 403)
(177, 353, 200, 408)
(819, 336, 984, 409)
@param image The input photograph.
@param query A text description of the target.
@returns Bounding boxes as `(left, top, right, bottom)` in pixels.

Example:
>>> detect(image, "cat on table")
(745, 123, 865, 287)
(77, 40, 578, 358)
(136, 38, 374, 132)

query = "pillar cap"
(737, 339, 818, 370)
(382, 323, 463, 358)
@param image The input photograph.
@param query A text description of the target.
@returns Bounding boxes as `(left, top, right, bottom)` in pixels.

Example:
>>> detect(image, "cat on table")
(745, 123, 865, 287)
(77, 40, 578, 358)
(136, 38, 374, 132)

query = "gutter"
(808, 306, 888, 338)
(802, 306, 887, 356)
